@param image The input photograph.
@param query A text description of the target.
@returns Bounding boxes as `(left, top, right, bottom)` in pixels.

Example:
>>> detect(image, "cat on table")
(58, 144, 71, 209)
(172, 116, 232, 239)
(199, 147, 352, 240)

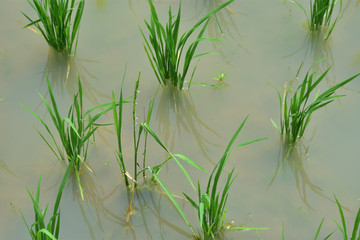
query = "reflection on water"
(41, 48, 108, 105)
(268, 138, 334, 211)
(1, 1, 359, 239)
(192, 0, 248, 64)
(102, 183, 193, 239)
(70, 169, 125, 240)
(155, 86, 221, 163)
(339, 0, 356, 21)
(0, 158, 18, 179)
(135, 186, 193, 239)
(281, 31, 342, 110)
(284, 31, 334, 77)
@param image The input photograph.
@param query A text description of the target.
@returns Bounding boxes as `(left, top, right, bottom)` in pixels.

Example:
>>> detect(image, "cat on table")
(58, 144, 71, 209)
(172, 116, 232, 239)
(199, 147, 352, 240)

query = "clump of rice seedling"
(24, 77, 116, 200)
(140, 0, 234, 89)
(289, 0, 342, 40)
(19, 161, 72, 240)
(267, 141, 331, 211)
(146, 116, 266, 239)
(183, 115, 266, 239)
(271, 59, 360, 147)
(22, 0, 85, 55)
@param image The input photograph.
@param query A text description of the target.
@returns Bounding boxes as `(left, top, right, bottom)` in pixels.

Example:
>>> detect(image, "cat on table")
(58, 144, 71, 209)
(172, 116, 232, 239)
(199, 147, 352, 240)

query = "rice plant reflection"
(284, 31, 334, 83)
(104, 183, 193, 239)
(192, 0, 248, 64)
(135, 183, 194, 239)
(70, 168, 126, 240)
(0, 158, 18, 179)
(42, 48, 108, 105)
(268, 139, 333, 211)
(155, 86, 220, 163)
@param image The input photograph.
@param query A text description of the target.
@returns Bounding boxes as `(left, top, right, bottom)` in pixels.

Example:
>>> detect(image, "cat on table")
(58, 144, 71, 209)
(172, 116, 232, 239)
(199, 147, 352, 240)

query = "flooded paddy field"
(1, 0, 360, 239)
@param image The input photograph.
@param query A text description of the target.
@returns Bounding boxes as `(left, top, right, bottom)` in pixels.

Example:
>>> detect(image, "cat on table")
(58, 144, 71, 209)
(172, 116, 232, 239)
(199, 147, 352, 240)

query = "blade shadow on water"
(103, 183, 192, 239)
(38, 48, 108, 107)
(135, 183, 194, 239)
(69, 168, 127, 240)
(191, 0, 249, 64)
(0, 158, 18, 179)
(267, 137, 343, 212)
(155, 86, 222, 165)
(281, 31, 352, 105)
(283, 31, 334, 81)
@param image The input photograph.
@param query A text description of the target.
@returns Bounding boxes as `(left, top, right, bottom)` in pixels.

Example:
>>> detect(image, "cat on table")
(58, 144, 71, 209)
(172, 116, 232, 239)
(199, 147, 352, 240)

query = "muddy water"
(1, 0, 360, 239)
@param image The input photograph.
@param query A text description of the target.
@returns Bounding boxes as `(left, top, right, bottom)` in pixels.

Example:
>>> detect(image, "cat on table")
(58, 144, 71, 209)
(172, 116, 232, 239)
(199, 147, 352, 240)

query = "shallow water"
(1, 0, 360, 239)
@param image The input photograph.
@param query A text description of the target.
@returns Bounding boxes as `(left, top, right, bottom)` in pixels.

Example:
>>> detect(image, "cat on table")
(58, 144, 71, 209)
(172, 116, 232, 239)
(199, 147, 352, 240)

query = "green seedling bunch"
(24, 77, 121, 200)
(19, 162, 72, 240)
(272, 59, 360, 146)
(146, 116, 266, 239)
(140, 0, 234, 89)
(290, 0, 342, 40)
(22, 0, 85, 55)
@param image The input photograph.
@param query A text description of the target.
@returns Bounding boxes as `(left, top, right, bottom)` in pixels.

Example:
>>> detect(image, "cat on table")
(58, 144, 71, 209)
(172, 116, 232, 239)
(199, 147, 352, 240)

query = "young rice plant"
(289, 0, 342, 40)
(112, 73, 208, 224)
(271, 60, 360, 147)
(140, 0, 234, 89)
(22, 0, 85, 55)
(183, 115, 266, 239)
(24, 77, 118, 200)
(112, 72, 153, 187)
(112, 72, 206, 191)
(19, 161, 72, 240)
(146, 115, 266, 239)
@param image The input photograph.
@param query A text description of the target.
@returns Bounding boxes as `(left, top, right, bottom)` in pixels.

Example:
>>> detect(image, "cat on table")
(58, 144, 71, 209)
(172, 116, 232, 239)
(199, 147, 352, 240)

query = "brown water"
(1, 0, 360, 239)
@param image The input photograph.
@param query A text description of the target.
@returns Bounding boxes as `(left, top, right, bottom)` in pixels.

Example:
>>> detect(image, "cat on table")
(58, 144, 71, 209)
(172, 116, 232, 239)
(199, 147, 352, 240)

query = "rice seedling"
(289, 0, 342, 40)
(334, 196, 360, 240)
(183, 115, 266, 239)
(23, 77, 119, 200)
(19, 160, 72, 240)
(112, 72, 205, 192)
(271, 59, 360, 147)
(112, 74, 208, 225)
(144, 116, 266, 239)
(22, 0, 85, 55)
(112, 71, 154, 187)
(140, 0, 234, 89)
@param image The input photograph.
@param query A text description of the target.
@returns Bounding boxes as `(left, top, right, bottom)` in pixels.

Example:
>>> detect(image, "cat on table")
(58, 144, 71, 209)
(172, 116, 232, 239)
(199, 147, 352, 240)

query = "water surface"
(1, 0, 360, 239)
